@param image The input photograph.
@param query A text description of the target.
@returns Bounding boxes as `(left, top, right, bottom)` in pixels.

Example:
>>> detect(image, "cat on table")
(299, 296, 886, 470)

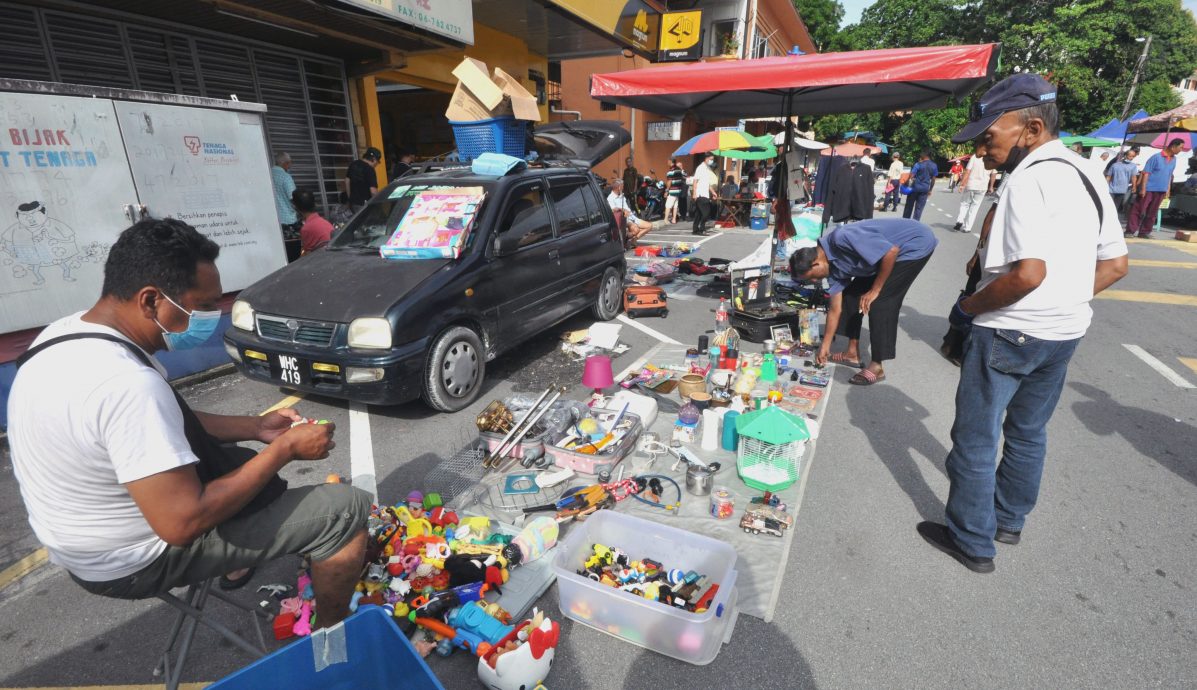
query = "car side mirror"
(493, 233, 519, 256)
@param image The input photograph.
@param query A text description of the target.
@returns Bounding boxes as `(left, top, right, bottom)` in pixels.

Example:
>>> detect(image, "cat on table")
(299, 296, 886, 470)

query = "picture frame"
(770, 324, 794, 343)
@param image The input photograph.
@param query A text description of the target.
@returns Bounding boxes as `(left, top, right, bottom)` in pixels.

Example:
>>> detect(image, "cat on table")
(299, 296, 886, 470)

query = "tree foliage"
(814, 0, 1197, 158)
(791, 0, 845, 53)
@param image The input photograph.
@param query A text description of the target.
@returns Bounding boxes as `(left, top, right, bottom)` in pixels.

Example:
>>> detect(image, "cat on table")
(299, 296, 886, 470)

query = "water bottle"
(715, 298, 730, 332)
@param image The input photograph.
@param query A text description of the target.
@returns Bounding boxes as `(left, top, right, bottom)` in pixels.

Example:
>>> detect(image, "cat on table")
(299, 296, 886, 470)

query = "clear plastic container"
(551, 510, 739, 665)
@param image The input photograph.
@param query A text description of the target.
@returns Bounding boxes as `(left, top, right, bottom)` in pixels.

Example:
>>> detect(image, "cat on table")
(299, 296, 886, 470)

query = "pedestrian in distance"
(344, 147, 381, 211)
(788, 218, 937, 386)
(691, 153, 719, 235)
(1106, 146, 1140, 213)
(293, 189, 333, 255)
(920, 73, 1128, 574)
(860, 147, 876, 173)
(621, 157, 641, 214)
(7, 218, 370, 621)
(1126, 138, 1184, 238)
(948, 159, 964, 191)
(953, 145, 995, 232)
(883, 153, 903, 211)
(389, 148, 416, 181)
(271, 152, 299, 240)
(665, 158, 686, 224)
(902, 149, 938, 221)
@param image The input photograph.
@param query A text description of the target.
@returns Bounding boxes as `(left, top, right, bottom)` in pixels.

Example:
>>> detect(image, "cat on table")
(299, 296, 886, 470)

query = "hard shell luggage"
(624, 285, 668, 318)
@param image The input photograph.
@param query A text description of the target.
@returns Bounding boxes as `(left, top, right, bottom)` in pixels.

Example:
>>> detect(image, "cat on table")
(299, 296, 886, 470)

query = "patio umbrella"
(673, 129, 757, 156)
(818, 141, 872, 157)
(1060, 135, 1121, 148)
(773, 133, 829, 149)
(715, 133, 777, 159)
(1148, 131, 1197, 150)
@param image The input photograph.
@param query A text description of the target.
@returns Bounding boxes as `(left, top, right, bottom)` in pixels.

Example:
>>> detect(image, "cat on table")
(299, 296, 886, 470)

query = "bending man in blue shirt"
(789, 218, 938, 385)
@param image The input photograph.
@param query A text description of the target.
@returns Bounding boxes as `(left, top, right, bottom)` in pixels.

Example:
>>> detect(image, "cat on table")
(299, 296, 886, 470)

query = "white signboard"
(338, 0, 474, 44)
(115, 101, 287, 295)
(647, 121, 682, 141)
(0, 93, 138, 332)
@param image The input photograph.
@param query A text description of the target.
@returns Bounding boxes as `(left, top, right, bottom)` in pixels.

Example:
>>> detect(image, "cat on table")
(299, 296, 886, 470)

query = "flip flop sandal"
(829, 352, 863, 368)
(849, 369, 886, 386)
(219, 567, 256, 591)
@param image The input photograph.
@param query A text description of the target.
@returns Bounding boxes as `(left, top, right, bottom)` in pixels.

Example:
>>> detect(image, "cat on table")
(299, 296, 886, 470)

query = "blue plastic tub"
(450, 116, 527, 160)
(210, 607, 444, 690)
(750, 216, 769, 230)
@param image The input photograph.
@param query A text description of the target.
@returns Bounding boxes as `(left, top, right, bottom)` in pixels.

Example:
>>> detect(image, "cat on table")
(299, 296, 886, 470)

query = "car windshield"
(331, 181, 493, 250)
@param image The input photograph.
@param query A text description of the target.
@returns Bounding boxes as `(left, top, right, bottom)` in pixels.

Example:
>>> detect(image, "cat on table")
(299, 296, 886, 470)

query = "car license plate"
(270, 354, 308, 387)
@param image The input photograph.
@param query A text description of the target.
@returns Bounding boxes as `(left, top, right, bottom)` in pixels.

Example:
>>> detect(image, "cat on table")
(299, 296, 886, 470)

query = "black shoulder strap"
(1028, 157, 1104, 228)
(16, 333, 153, 370)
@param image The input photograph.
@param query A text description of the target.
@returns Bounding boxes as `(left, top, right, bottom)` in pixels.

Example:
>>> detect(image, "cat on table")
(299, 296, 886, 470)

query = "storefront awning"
(590, 44, 1001, 119)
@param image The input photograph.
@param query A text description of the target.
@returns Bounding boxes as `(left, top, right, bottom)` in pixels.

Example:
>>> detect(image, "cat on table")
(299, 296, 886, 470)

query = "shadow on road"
(1070, 382, 1197, 488)
(898, 305, 952, 358)
(845, 382, 949, 521)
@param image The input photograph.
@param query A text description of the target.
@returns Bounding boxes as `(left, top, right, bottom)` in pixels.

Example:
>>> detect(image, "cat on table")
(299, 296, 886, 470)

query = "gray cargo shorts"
(72, 483, 371, 600)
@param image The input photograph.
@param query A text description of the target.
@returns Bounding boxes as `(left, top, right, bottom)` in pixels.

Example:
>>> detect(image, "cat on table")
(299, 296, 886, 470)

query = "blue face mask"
(156, 293, 222, 351)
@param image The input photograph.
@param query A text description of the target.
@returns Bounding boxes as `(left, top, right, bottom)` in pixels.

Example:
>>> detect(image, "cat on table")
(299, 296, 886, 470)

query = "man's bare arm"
(1095, 255, 1129, 295)
(960, 259, 1047, 317)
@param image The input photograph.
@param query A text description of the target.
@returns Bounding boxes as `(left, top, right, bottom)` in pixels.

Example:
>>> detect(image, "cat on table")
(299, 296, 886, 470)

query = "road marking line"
(691, 231, 724, 247)
(614, 343, 664, 381)
(1096, 290, 1197, 307)
(0, 547, 47, 591)
(616, 314, 682, 345)
(1179, 357, 1197, 376)
(1123, 344, 1196, 389)
(1129, 259, 1197, 269)
(349, 401, 378, 500)
(260, 394, 304, 415)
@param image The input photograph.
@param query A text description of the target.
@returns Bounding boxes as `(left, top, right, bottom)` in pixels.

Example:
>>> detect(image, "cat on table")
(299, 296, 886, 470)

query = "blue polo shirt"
(818, 218, 938, 295)
(1142, 152, 1177, 193)
(1106, 159, 1138, 193)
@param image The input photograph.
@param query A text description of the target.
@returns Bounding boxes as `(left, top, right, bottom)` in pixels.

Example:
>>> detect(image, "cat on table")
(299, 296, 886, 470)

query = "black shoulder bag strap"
(1027, 157, 1105, 228)
(15, 333, 287, 505)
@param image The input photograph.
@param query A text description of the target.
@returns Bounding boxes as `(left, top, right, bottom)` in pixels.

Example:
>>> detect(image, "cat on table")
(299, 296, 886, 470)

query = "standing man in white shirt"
(8, 219, 369, 622)
(918, 74, 1129, 573)
(952, 146, 995, 232)
(860, 147, 876, 173)
(692, 153, 719, 235)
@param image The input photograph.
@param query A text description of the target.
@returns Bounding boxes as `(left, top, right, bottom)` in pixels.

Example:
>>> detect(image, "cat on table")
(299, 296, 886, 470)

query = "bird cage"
(735, 406, 810, 492)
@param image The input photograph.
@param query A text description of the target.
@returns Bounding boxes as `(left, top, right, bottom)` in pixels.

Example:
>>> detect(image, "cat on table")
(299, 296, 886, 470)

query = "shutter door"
(0, 4, 53, 81)
(304, 60, 357, 209)
(253, 52, 323, 207)
(42, 10, 136, 89)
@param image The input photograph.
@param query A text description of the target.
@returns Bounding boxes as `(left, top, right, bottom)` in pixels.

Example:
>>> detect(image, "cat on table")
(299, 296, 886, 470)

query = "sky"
(841, 0, 1197, 26)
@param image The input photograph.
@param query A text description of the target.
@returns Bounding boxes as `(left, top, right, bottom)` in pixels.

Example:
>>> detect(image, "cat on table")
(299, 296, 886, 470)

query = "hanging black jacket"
(822, 161, 875, 224)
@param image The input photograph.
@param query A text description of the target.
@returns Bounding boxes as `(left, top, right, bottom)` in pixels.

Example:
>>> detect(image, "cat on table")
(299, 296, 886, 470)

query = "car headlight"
(348, 318, 392, 349)
(231, 300, 254, 331)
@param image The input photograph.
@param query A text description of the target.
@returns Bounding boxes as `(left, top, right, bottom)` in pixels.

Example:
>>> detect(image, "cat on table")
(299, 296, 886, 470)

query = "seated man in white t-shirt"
(8, 219, 369, 629)
(607, 178, 652, 243)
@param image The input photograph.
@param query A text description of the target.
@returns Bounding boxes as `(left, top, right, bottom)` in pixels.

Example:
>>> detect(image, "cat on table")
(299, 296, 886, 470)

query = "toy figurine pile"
(275, 488, 562, 690)
(574, 543, 721, 614)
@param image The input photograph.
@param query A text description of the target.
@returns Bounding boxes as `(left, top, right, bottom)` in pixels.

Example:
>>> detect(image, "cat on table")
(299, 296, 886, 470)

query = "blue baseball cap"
(951, 73, 1058, 143)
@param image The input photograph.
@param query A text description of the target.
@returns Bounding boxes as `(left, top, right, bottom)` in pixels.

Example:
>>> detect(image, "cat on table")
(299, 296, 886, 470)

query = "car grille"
(256, 314, 337, 347)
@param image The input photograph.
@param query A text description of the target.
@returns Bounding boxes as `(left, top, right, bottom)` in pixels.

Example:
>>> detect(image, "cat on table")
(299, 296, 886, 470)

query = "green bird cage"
(735, 406, 810, 492)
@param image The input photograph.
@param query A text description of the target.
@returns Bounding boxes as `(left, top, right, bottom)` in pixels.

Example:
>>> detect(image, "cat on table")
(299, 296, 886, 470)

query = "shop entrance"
(376, 82, 454, 176)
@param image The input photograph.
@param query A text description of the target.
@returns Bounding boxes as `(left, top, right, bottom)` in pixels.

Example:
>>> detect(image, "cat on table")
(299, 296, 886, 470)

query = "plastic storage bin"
(552, 510, 739, 665)
(210, 606, 444, 690)
(545, 409, 642, 475)
(750, 216, 768, 230)
(450, 116, 527, 161)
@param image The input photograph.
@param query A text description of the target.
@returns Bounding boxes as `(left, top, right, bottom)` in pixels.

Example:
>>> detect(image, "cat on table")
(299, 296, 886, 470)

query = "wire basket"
(423, 442, 488, 507)
(736, 435, 804, 492)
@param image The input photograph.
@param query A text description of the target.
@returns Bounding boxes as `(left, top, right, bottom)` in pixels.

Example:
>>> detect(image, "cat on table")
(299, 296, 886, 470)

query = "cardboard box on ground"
(1176, 230, 1197, 243)
(446, 57, 542, 122)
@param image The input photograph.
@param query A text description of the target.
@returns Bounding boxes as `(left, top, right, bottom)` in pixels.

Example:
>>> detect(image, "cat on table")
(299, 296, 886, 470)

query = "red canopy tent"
(589, 44, 1000, 120)
(589, 43, 1000, 245)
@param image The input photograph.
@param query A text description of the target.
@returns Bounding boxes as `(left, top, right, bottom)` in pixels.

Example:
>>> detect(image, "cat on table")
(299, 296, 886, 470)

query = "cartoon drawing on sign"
(2, 201, 81, 285)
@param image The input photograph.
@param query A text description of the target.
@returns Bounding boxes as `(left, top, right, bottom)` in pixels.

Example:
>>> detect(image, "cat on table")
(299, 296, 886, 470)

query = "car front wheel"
(592, 266, 622, 321)
(423, 325, 485, 412)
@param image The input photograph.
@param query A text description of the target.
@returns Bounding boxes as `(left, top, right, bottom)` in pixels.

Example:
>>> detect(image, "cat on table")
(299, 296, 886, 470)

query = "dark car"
(224, 121, 630, 412)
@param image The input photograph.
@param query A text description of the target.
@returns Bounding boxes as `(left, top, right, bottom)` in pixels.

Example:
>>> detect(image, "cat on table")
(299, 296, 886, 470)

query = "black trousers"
(692, 197, 714, 233)
(838, 255, 932, 362)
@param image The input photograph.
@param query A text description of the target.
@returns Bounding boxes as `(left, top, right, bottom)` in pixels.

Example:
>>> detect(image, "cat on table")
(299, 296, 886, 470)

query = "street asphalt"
(0, 185, 1194, 689)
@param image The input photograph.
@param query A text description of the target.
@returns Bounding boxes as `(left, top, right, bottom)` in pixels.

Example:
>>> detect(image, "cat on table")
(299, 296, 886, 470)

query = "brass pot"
(677, 374, 706, 402)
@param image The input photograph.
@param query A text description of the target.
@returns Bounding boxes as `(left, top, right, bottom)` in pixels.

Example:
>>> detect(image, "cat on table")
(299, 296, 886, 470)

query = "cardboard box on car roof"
(445, 57, 542, 123)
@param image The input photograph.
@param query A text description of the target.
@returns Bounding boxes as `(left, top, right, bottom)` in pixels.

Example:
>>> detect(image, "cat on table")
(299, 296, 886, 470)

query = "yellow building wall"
(351, 23, 550, 168)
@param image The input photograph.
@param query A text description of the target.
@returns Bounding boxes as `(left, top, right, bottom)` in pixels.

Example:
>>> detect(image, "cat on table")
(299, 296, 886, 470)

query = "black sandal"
(219, 567, 256, 591)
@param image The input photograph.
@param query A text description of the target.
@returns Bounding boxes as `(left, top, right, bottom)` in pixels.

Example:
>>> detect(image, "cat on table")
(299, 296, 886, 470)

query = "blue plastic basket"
(450, 116, 527, 161)
(750, 216, 769, 230)
(210, 607, 444, 690)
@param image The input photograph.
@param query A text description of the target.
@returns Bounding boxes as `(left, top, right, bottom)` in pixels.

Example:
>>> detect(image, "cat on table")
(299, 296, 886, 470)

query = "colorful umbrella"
(1150, 131, 1197, 150)
(1060, 135, 1121, 148)
(819, 141, 873, 157)
(714, 133, 777, 160)
(673, 129, 757, 156)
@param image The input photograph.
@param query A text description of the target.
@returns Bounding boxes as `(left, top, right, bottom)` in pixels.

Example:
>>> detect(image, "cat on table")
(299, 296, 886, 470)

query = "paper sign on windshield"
(380, 187, 485, 260)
